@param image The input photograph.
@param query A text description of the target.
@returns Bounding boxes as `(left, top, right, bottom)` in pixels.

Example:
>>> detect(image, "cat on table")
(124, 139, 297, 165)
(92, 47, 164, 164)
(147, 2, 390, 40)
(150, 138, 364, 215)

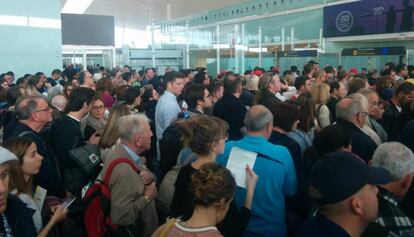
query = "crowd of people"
(0, 60, 414, 237)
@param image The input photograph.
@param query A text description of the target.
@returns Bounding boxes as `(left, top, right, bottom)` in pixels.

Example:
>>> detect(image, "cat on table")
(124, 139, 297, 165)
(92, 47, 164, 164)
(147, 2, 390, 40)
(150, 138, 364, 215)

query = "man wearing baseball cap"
(0, 147, 36, 237)
(295, 151, 391, 237)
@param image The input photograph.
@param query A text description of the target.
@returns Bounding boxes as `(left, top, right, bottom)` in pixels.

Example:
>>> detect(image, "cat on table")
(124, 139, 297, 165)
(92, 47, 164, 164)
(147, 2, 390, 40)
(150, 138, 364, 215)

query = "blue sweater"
(216, 135, 297, 237)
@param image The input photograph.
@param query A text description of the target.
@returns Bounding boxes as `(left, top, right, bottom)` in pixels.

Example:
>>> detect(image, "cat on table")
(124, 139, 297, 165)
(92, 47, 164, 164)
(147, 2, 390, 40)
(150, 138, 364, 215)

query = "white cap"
(0, 147, 18, 164)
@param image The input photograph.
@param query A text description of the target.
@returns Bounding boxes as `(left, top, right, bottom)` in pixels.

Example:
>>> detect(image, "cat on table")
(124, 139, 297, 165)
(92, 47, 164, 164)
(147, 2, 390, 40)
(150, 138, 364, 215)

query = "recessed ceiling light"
(61, 0, 93, 14)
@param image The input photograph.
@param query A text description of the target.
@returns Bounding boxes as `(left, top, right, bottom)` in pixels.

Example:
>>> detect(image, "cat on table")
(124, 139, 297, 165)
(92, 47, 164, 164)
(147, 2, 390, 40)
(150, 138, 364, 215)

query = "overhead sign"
(277, 50, 318, 57)
(342, 47, 406, 56)
(324, 0, 414, 37)
(61, 14, 115, 46)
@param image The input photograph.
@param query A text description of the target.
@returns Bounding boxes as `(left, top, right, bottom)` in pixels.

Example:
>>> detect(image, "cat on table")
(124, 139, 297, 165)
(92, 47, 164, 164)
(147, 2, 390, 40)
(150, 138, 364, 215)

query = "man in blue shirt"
(216, 105, 297, 237)
(295, 152, 391, 237)
(155, 71, 185, 142)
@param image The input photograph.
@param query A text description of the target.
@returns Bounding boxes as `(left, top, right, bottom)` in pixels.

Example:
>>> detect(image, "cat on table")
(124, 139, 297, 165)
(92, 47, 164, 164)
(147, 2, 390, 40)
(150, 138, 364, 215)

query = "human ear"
(350, 197, 364, 216)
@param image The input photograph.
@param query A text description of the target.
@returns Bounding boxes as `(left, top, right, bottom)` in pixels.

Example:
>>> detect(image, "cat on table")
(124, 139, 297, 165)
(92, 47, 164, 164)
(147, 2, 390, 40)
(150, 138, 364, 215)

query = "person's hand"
(140, 170, 154, 185)
(88, 132, 100, 145)
(245, 165, 258, 194)
(144, 182, 157, 200)
(243, 165, 258, 209)
(45, 82, 52, 89)
(50, 205, 68, 224)
(140, 156, 147, 165)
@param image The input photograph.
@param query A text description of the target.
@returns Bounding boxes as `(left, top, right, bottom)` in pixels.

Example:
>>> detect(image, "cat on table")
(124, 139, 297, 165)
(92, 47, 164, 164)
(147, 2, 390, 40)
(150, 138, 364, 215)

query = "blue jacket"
(216, 135, 297, 237)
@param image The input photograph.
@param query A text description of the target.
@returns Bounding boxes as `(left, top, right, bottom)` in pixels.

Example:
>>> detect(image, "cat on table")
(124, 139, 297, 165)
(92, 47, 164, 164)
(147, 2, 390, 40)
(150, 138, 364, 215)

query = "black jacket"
(213, 93, 247, 141)
(51, 115, 88, 200)
(6, 194, 37, 237)
(257, 90, 281, 110)
(52, 115, 85, 169)
(378, 101, 400, 141)
(336, 119, 378, 163)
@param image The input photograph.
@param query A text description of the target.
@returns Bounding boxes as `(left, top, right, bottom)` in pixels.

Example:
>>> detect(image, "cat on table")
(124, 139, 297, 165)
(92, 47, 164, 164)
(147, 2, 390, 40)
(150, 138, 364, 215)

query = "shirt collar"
(164, 90, 177, 99)
(243, 135, 268, 144)
(122, 144, 141, 165)
(67, 114, 80, 122)
(378, 186, 400, 206)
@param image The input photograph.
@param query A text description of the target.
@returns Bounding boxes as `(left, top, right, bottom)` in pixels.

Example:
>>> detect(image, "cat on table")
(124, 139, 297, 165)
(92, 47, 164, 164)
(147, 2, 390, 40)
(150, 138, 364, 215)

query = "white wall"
(0, 0, 62, 78)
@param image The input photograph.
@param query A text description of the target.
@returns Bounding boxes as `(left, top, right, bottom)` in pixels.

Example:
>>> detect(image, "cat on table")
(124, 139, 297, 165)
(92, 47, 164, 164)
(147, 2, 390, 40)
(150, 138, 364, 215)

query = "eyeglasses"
(92, 106, 105, 110)
(33, 107, 51, 113)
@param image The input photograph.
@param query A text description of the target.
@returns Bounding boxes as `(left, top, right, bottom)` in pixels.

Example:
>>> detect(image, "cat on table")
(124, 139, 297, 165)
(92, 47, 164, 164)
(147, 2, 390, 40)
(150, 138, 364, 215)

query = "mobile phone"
(62, 192, 77, 209)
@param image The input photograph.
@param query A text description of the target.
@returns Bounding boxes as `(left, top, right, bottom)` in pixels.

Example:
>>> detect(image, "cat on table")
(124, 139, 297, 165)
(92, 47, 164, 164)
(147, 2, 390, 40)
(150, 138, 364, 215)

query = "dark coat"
(51, 115, 88, 199)
(336, 119, 378, 163)
(213, 93, 247, 141)
(378, 101, 400, 141)
(257, 90, 281, 110)
(6, 194, 37, 237)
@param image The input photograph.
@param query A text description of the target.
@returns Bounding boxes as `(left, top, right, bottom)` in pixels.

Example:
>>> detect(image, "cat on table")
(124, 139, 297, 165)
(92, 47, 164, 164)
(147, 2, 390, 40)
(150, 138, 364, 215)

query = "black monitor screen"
(61, 13, 115, 46)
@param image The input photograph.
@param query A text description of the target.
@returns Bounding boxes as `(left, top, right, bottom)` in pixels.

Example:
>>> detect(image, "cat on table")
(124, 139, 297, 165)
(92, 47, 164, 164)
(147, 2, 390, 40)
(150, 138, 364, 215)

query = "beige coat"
(101, 144, 158, 237)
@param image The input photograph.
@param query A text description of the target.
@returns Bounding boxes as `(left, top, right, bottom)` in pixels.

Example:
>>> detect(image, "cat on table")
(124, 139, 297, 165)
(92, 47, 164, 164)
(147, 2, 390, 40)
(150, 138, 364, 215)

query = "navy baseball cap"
(309, 151, 391, 205)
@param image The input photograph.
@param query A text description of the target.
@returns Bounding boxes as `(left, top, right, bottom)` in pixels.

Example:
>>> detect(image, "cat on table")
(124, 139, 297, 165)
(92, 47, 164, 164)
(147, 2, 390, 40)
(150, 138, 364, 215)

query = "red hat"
(254, 69, 263, 76)
(349, 68, 358, 75)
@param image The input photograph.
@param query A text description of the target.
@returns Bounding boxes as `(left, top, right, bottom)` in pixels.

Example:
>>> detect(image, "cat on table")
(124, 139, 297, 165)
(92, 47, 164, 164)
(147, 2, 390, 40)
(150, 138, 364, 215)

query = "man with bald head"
(216, 105, 297, 237)
(336, 93, 378, 163)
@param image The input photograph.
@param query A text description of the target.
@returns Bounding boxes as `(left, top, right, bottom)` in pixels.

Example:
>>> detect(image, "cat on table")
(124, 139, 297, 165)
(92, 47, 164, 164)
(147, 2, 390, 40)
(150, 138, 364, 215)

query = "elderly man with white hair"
(336, 93, 378, 163)
(362, 142, 414, 237)
(101, 114, 158, 237)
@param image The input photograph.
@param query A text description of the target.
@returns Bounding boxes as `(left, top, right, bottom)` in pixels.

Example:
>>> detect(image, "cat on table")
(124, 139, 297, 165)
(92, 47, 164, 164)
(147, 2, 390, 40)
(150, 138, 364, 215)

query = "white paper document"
(33, 186, 47, 211)
(226, 147, 257, 188)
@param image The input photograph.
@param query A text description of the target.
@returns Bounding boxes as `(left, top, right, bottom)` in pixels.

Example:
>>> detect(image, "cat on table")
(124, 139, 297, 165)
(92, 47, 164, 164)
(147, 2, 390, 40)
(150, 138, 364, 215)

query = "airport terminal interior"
(2, 0, 414, 237)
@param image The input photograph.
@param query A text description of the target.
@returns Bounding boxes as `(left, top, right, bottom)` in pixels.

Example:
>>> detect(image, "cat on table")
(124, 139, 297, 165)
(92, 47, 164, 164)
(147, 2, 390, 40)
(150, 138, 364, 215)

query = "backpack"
(83, 158, 143, 237)
(159, 121, 186, 178)
(156, 151, 196, 217)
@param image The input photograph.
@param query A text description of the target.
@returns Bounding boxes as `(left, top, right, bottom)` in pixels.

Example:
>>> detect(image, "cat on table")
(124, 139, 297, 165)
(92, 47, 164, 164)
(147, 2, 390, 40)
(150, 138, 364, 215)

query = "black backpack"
(159, 120, 186, 179)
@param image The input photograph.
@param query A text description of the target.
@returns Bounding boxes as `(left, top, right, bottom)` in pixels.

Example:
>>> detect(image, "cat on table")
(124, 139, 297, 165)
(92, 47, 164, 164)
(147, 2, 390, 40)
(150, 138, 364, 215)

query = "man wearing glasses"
(9, 95, 65, 197)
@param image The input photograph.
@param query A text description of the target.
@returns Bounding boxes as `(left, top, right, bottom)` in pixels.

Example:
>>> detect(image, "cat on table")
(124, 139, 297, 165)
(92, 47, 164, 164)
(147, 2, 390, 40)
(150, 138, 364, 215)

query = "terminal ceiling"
(60, 0, 249, 30)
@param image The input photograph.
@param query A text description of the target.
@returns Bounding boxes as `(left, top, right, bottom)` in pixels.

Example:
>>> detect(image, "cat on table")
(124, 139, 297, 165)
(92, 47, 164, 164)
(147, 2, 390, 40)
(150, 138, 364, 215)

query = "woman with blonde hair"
(311, 83, 331, 129)
(99, 103, 131, 158)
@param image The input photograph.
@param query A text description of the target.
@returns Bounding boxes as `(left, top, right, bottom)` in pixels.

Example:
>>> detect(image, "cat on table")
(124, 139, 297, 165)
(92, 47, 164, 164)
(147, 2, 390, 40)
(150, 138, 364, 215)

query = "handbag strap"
(103, 158, 139, 185)
(159, 219, 176, 237)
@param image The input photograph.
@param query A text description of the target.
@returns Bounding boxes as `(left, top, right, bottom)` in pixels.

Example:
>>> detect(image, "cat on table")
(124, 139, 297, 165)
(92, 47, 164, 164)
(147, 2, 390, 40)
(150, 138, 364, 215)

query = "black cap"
(309, 151, 391, 205)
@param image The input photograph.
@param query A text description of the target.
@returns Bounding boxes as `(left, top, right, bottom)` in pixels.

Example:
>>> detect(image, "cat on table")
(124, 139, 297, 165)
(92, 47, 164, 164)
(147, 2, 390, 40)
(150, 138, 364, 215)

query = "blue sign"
(324, 0, 414, 37)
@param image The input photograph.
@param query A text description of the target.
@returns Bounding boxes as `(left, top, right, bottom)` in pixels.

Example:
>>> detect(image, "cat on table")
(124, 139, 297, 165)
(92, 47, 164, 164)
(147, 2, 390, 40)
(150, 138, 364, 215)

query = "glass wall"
(153, 0, 327, 75)
(149, 0, 414, 74)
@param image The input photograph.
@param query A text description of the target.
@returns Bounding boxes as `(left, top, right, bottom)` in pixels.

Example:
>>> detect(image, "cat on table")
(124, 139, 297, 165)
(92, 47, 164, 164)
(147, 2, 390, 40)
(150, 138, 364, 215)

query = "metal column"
(216, 24, 220, 75)
(258, 26, 262, 68)
(186, 21, 190, 69)
(151, 19, 156, 68)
